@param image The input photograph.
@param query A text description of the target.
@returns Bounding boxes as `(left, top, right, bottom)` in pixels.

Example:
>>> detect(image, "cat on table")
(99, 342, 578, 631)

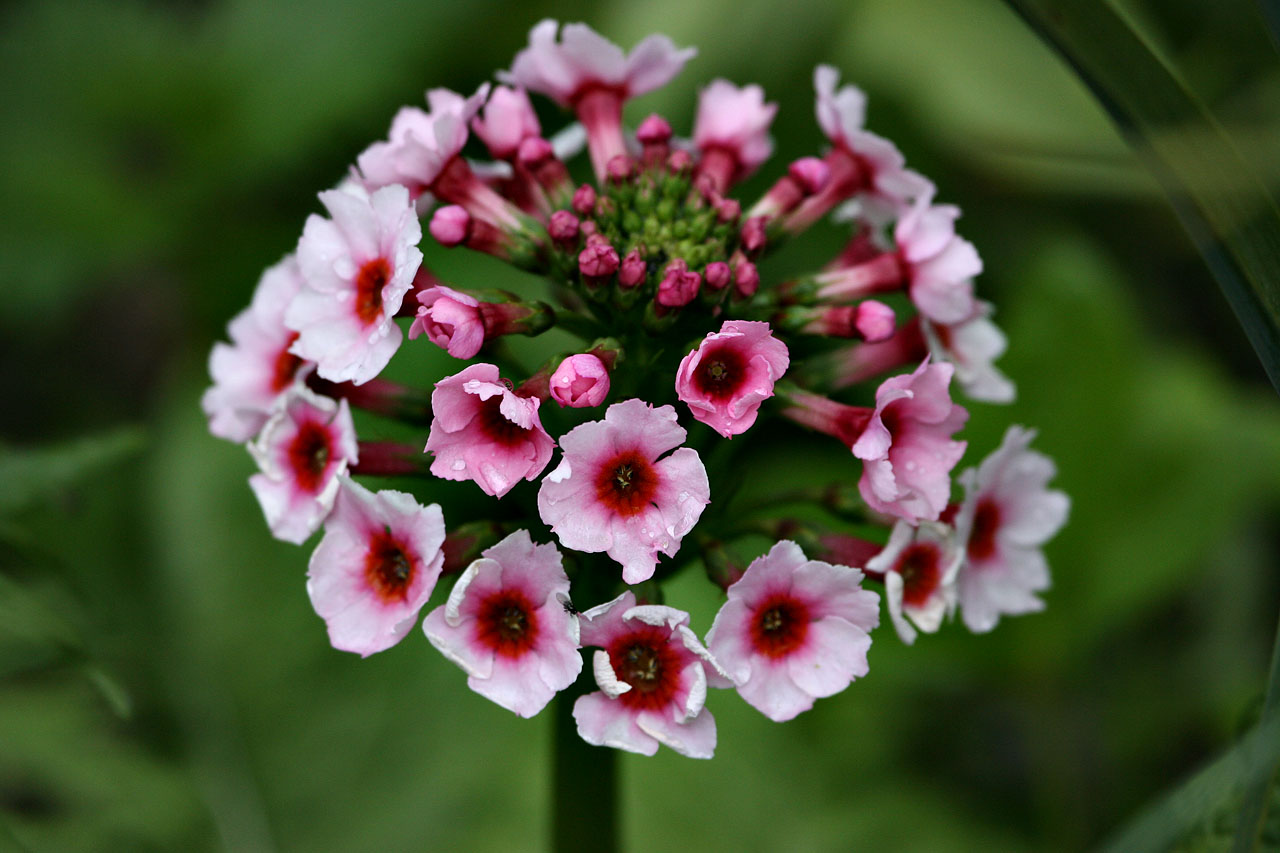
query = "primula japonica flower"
(203, 254, 309, 442)
(537, 400, 709, 584)
(922, 308, 1015, 404)
(287, 184, 422, 385)
(574, 592, 726, 758)
(952, 426, 1069, 632)
(425, 363, 555, 498)
(307, 477, 446, 656)
(470, 85, 542, 161)
(867, 520, 962, 644)
(693, 79, 778, 191)
(357, 86, 489, 198)
(675, 320, 790, 438)
(549, 353, 610, 408)
(424, 531, 581, 717)
(248, 387, 359, 544)
(705, 540, 879, 722)
(407, 284, 486, 358)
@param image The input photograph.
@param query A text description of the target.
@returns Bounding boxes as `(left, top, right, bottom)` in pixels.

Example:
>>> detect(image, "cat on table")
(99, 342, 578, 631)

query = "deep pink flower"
(423, 530, 581, 717)
(922, 307, 1015, 403)
(549, 353, 610, 408)
(852, 358, 968, 523)
(356, 86, 489, 196)
(203, 254, 310, 442)
(675, 320, 790, 438)
(693, 79, 778, 190)
(866, 520, 962, 644)
(537, 400, 709, 584)
(408, 285, 486, 359)
(470, 85, 542, 160)
(248, 388, 359, 544)
(425, 363, 555, 498)
(306, 478, 445, 656)
(286, 184, 422, 385)
(952, 426, 1069, 632)
(705, 540, 879, 721)
(573, 592, 725, 758)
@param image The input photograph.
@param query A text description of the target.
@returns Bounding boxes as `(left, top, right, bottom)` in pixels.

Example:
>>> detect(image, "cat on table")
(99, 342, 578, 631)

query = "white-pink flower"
(286, 184, 422, 385)
(895, 200, 981, 326)
(852, 357, 968, 524)
(550, 353, 610, 408)
(306, 478, 445, 656)
(952, 426, 1069, 632)
(537, 400, 710, 584)
(408, 285, 486, 359)
(203, 254, 310, 442)
(675, 320, 790, 438)
(705, 540, 879, 722)
(248, 387, 359, 544)
(693, 79, 777, 189)
(922, 306, 1015, 404)
(867, 520, 962, 644)
(504, 19, 695, 107)
(423, 530, 581, 717)
(424, 363, 555, 498)
(470, 85, 542, 160)
(573, 592, 725, 758)
(356, 86, 489, 196)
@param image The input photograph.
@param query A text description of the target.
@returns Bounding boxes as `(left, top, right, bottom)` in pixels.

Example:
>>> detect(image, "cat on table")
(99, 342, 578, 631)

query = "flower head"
(573, 592, 724, 758)
(693, 79, 777, 189)
(248, 387, 359, 544)
(307, 478, 445, 656)
(286, 184, 422, 385)
(675, 320, 789, 438)
(896, 200, 981, 326)
(357, 86, 490, 196)
(867, 520, 962, 644)
(952, 426, 1069, 632)
(706, 540, 879, 721)
(408, 284, 486, 359)
(470, 85, 542, 160)
(922, 307, 1015, 403)
(424, 530, 581, 717)
(538, 400, 709, 584)
(425, 363, 555, 498)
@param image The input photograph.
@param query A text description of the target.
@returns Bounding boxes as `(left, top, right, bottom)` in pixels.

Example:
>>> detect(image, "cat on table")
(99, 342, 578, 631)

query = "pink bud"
(704, 261, 732, 291)
(666, 149, 693, 174)
(619, 249, 647, 289)
(606, 155, 633, 183)
(549, 354, 611, 408)
(636, 114, 673, 145)
(430, 205, 471, 247)
(741, 217, 767, 253)
(657, 260, 701, 307)
(517, 136, 555, 169)
(789, 157, 830, 194)
(733, 260, 759, 298)
(579, 243, 620, 280)
(549, 210, 580, 244)
(855, 300, 897, 342)
(716, 198, 741, 223)
(572, 184, 597, 216)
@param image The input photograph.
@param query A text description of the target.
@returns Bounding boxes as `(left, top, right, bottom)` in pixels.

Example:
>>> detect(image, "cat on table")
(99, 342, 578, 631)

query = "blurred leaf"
(1003, 0, 1280, 395)
(0, 427, 144, 517)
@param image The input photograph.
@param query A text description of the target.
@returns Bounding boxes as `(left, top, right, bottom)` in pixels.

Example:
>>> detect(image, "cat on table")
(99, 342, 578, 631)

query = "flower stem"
(552, 683, 617, 853)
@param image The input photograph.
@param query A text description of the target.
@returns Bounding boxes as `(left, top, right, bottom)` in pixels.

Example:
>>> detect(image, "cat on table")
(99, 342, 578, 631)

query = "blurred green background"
(3, 0, 1279, 849)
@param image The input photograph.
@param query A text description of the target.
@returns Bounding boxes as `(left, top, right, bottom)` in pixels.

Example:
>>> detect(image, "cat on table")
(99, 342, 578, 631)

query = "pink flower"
(356, 86, 489, 196)
(573, 592, 725, 758)
(896, 200, 981, 326)
(952, 426, 1069, 632)
(408, 285, 485, 359)
(203, 254, 310, 442)
(922, 307, 1015, 403)
(705, 540, 879, 721)
(867, 520, 962, 644)
(423, 530, 581, 717)
(425, 363, 555, 498)
(286, 184, 422, 385)
(306, 477, 445, 656)
(675, 320, 790, 438)
(470, 85, 541, 160)
(853, 358, 968, 523)
(248, 387, 359, 544)
(537, 400, 709, 584)
(693, 79, 778, 190)
(549, 354, 610, 408)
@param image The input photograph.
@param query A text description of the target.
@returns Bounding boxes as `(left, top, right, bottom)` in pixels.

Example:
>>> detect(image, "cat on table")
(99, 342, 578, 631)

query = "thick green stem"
(552, 681, 617, 853)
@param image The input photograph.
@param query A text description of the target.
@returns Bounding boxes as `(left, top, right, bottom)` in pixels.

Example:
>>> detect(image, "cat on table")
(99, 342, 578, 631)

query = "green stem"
(552, 673, 618, 853)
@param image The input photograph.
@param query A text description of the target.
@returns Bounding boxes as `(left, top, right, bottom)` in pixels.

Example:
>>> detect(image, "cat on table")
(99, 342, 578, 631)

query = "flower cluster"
(203, 20, 1069, 758)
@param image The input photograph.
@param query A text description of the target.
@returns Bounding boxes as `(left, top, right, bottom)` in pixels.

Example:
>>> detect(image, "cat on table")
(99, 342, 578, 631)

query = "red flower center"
(355, 258, 391, 325)
(287, 420, 332, 493)
(475, 395, 531, 446)
(476, 589, 539, 659)
(608, 626, 684, 711)
(897, 543, 942, 608)
(364, 528, 416, 604)
(594, 450, 659, 516)
(271, 332, 304, 393)
(968, 498, 1001, 563)
(693, 344, 747, 400)
(749, 593, 811, 659)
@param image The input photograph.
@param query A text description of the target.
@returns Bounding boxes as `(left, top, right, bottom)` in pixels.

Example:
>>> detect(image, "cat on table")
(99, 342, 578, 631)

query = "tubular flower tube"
(205, 18, 1069, 762)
